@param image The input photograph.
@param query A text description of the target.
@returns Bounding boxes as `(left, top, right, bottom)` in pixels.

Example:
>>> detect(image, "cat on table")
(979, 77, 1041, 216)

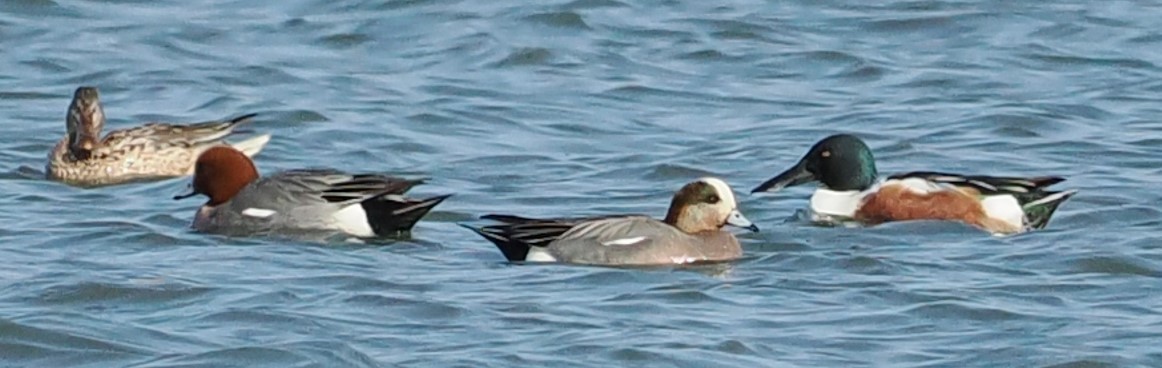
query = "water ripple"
(1, 0, 1161, 367)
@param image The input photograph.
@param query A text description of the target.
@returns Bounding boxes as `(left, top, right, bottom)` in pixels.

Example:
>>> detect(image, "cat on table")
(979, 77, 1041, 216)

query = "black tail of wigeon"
(460, 214, 581, 261)
(362, 193, 453, 236)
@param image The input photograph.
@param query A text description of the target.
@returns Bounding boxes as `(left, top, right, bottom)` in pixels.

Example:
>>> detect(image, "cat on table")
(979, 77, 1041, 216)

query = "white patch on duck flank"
(331, 204, 375, 237)
(525, 248, 557, 262)
(669, 255, 702, 264)
(601, 236, 647, 246)
(241, 208, 277, 218)
(893, 177, 946, 194)
(980, 195, 1024, 229)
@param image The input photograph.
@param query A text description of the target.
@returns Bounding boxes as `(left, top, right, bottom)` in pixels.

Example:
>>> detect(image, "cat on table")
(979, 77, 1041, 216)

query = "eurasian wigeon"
(174, 146, 450, 238)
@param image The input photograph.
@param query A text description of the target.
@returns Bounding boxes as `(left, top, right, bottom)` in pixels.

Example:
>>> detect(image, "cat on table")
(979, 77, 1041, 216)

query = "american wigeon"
(463, 177, 758, 265)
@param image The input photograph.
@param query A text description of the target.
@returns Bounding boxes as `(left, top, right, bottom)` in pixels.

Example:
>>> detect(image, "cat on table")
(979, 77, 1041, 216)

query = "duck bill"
(751, 161, 816, 193)
(173, 183, 198, 200)
(172, 191, 198, 200)
(70, 133, 100, 156)
(725, 209, 759, 233)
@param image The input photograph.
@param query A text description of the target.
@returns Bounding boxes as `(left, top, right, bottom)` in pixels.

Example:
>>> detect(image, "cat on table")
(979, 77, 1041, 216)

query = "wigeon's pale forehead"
(697, 177, 737, 208)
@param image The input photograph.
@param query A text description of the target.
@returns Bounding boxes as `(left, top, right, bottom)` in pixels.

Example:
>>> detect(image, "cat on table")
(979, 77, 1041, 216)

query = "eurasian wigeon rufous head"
(173, 146, 259, 206)
(663, 177, 759, 234)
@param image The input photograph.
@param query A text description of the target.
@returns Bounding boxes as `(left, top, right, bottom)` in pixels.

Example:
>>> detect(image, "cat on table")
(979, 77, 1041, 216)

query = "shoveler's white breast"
(809, 188, 871, 218)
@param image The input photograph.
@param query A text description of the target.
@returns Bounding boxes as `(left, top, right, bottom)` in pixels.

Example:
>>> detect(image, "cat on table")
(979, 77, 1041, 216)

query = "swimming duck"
(47, 86, 271, 187)
(751, 134, 1077, 235)
(463, 177, 758, 265)
(173, 146, 451, 238)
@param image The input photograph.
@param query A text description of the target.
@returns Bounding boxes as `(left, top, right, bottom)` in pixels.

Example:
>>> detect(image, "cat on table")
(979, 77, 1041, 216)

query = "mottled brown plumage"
(46, 86, 271, 187)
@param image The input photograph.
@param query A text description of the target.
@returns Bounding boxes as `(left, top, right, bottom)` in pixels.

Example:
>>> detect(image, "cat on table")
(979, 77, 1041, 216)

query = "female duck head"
(66, 86, 106, 159)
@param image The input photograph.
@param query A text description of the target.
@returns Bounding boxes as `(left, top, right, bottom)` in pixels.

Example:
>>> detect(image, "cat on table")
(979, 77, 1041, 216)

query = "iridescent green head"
(752, 134, 879, 193)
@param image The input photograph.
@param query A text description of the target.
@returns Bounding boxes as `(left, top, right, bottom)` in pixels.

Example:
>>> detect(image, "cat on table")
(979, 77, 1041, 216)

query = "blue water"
(1, 0, 1161, 367)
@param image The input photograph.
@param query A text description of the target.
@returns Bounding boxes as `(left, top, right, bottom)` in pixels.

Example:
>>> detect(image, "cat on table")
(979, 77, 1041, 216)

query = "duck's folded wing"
(231, 169, 423, 210)
(548, 217, 688, 264)
(102, 114, 258, 148)
(476, 214, 615, 249)
(888, 171, 1065, 195)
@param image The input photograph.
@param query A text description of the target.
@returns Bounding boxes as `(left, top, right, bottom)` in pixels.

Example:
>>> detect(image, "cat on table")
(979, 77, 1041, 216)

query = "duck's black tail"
(1018, 189, 1078, 230)
(362, 194, 452, 236)
(459, 223, 530, 261)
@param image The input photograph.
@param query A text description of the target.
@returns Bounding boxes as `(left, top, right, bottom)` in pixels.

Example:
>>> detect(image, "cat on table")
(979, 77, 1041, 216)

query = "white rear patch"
(332, 204, 375, 237)
(525, 248, 557, 262)
(981, 195, 1024, 229)
(241, 208, 277, 218)
(601, 236, 647, 246)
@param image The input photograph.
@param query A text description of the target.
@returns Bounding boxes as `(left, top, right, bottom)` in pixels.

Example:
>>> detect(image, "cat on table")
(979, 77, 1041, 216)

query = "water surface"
(1, 0, 1160, 367)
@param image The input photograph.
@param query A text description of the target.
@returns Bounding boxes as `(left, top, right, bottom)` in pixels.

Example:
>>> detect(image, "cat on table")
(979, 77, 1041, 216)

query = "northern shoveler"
(462, 177, 758, 265)
(47, 86, 271, 187)
(751, 134, 1077, 235)
(173, 146, 451, 238)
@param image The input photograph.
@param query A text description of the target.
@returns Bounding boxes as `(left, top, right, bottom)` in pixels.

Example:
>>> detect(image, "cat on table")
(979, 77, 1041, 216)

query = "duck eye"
(707, 194, 720, 203)
(821, 150, 831, 158)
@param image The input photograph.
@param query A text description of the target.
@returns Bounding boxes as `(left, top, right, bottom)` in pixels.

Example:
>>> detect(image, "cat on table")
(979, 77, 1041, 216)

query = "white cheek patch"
(601, 236, 647, 246)
(241, 208, 277, 218)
